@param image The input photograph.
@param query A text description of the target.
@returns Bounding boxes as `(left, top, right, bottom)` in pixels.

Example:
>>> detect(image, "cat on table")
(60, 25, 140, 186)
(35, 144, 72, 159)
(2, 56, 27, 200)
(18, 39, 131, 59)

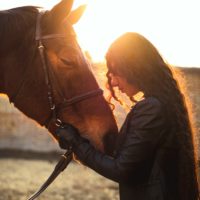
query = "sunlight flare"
(1, 0, 199, 67)
(74, 0, 200, 67)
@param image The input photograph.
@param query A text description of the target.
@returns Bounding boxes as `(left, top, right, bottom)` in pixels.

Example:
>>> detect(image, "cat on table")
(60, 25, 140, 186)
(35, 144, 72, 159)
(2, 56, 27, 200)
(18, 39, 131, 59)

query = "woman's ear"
(67, 5, 87, 24)
(50, 0, 74, 24)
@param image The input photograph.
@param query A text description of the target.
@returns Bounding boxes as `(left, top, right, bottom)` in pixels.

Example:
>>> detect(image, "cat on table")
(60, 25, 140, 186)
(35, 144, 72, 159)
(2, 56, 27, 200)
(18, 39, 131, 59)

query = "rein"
(27, 11, 103, 200)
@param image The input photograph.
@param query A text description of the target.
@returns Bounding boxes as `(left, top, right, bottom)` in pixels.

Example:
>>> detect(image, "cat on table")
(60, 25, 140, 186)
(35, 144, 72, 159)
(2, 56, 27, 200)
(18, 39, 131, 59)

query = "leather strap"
(27, 150, 72, 200)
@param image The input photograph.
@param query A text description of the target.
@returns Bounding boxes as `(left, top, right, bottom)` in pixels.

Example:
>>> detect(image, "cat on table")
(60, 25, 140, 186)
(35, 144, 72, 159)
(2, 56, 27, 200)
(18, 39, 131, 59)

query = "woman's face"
(109, 73, 139, 97)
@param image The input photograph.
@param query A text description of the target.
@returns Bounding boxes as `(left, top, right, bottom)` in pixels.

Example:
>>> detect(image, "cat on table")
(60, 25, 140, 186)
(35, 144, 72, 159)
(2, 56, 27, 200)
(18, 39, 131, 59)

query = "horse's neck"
(0, 56, 47, 126)
(0, 53, 27, 98)
(0, 10, 35, 95)
(0, 58, 6, 93)
(0, 36, 25, 95)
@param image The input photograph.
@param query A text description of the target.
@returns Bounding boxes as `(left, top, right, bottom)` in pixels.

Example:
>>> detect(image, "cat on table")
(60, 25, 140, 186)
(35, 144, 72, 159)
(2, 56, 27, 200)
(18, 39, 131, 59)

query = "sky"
(0, 0, 200, 67)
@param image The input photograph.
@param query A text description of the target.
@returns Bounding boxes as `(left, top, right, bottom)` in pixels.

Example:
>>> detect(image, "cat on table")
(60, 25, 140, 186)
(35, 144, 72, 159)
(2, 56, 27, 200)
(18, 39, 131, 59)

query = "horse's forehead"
(40, 14, 92, 72)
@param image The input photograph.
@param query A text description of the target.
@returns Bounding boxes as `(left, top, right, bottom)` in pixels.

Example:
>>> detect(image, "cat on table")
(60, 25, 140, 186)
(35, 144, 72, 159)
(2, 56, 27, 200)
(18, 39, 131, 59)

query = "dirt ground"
(0, 158, 119, 200)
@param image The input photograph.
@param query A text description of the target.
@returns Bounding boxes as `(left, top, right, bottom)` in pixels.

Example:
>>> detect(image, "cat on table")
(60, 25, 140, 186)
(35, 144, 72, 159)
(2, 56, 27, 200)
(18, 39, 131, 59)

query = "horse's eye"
(60, 58, 75, 67)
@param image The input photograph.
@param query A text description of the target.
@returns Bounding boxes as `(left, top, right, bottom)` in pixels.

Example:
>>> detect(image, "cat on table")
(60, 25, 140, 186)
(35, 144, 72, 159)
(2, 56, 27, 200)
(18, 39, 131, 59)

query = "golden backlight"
(73, 0, 200, 67)
(1, 0, 199, 67)
(74, 0, 139, 62)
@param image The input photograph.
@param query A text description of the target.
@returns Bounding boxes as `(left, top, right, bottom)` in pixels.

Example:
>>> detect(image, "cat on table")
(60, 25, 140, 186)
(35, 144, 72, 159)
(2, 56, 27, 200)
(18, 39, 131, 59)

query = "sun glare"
(1, 0, 199, 67)
(74, 0, 134, 62)
(74, 0, 200, 67)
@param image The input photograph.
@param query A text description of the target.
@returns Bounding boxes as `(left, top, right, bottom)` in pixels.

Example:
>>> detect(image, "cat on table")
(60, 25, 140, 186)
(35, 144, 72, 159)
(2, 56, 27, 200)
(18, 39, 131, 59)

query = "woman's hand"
(55, 123, 80, 150)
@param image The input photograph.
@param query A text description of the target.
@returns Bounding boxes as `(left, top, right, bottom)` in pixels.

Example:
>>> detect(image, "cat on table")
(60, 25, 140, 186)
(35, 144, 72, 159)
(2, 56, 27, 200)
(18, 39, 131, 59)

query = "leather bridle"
(27, 11, 103, 200)
(36, 11, 103, 129)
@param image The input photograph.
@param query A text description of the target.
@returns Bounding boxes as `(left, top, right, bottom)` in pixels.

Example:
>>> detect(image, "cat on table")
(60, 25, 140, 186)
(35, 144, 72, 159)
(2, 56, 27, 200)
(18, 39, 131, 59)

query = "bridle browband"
(27, 11, 103, 200)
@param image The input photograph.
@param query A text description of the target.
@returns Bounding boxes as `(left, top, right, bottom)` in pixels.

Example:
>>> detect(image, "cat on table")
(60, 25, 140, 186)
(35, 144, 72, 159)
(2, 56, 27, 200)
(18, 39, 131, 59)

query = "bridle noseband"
(27, 11, 103, 200)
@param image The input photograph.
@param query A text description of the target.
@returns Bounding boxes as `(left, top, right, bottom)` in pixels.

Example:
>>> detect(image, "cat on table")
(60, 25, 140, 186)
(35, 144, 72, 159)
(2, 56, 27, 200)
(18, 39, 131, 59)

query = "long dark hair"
(106, 32, 199, 199)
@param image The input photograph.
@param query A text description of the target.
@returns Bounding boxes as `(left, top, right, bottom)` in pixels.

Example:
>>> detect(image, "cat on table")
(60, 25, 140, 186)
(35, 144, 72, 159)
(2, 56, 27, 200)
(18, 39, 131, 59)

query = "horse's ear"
(67, 5, 87, 24)
(50, 0, 74, 23)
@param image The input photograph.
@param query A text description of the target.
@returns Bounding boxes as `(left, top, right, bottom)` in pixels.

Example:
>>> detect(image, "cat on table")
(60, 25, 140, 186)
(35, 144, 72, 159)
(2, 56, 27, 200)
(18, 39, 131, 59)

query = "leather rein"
(27, 11, 103, 200)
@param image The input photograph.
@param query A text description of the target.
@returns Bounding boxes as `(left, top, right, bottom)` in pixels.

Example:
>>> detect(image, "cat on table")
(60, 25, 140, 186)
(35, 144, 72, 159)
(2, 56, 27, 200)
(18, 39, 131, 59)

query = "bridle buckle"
(55, 119, 63, 127)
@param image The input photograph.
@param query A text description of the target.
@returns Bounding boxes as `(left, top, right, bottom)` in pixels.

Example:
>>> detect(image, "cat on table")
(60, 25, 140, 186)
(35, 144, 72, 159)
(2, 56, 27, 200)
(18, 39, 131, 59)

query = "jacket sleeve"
(73, 97, 165, 183)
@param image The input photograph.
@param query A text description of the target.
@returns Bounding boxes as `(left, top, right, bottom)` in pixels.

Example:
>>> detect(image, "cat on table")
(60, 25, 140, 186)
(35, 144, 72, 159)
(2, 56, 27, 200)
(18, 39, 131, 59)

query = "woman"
(56, 32, 199, 199)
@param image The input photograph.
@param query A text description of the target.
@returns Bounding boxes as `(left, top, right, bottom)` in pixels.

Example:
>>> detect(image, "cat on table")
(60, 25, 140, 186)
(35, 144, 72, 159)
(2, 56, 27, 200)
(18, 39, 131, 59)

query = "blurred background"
(0, 64, 199, 200)
(0, 0, 200, 200)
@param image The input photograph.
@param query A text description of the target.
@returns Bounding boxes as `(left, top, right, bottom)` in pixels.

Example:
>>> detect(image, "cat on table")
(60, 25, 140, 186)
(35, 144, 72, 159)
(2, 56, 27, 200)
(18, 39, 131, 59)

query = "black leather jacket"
(73, 97, 178, 200)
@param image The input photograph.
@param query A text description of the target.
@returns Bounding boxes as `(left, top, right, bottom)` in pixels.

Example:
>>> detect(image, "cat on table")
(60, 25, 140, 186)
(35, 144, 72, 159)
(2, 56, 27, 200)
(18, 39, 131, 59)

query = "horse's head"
(0, 0, 118, 154)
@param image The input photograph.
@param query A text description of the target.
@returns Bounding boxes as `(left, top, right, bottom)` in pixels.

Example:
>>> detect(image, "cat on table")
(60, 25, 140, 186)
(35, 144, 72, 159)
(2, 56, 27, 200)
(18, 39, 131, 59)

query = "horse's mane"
(0, 6, 39, 51)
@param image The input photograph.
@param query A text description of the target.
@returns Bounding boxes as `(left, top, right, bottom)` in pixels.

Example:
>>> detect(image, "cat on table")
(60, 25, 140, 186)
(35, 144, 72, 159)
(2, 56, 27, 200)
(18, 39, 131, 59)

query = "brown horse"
(0, 0, 118, 155)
